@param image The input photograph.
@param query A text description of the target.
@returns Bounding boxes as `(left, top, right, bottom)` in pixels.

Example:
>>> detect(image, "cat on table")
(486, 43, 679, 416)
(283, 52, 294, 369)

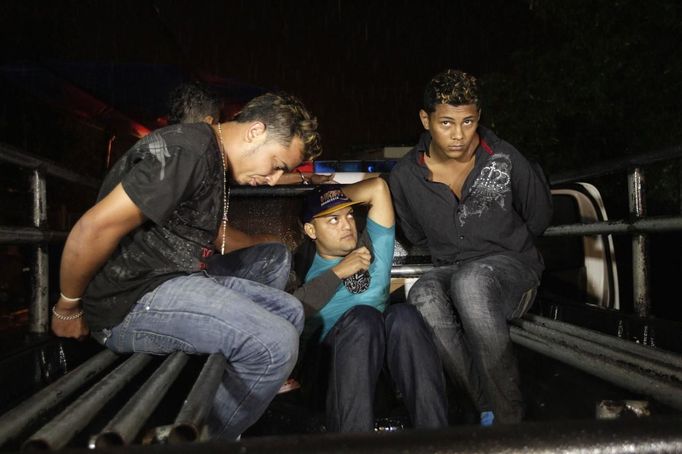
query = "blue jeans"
(407, 254, 539, 424)
(204, 242, 292, 290)
(303, 304, 448, 432)
(104, 272, 304, 439)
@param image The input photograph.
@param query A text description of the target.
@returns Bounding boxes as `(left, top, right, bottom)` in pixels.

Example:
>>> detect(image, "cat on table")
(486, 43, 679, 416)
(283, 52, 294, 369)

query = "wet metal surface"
(629, 166, 651, 317)
(49, 416, 682, 454)
(23, 353, 153, 451)
(91, 352, 190, 448)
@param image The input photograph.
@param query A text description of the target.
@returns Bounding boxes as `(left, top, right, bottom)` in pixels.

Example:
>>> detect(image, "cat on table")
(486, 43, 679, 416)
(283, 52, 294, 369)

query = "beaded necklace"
(216, 123, 231, 254)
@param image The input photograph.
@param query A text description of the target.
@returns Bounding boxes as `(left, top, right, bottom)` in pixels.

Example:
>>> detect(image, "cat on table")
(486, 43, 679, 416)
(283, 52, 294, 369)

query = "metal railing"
(0, 142, 99, 334)
(544, 144, 682, 318)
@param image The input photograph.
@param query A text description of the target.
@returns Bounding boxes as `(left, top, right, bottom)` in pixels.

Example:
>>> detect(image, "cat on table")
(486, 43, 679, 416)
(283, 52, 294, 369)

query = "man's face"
(230, 135, 304, 186)
(420, 103, 480, 162)
(305, 207, 358, 259)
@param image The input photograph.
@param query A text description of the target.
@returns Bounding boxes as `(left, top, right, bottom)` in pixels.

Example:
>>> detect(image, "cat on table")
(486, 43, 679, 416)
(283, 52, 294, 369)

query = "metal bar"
(0, 142, 100, 189)
(629, 167, 651, 317)
(523, 314, 682, 369)
(549, 143, 682, 185)
(121, 417, 682, 454)
(23, 353, 152, 451)
(0, 226, 68, 244)
(169, 354, 226, 443)
(513, 316, 682, 382)
(28, 170, 49, 334)
(90, 352, 190, 448)
(0, 349, 119, 447)
(510, 327, 682, 411)
(542, 215, 682, 236)
(390, 265, 435, 277)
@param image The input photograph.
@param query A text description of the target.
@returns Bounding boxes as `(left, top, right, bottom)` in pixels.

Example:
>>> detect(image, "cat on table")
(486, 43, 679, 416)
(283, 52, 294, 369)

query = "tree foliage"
(480, 0, 682, 180)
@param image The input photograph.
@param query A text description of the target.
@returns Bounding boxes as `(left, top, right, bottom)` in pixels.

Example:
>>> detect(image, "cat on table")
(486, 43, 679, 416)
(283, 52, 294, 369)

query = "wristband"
(60, 292, 82, 302)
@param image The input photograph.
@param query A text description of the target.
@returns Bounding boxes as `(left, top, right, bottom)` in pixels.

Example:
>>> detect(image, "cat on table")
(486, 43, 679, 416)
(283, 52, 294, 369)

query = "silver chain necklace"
(216, 123, 231, 255)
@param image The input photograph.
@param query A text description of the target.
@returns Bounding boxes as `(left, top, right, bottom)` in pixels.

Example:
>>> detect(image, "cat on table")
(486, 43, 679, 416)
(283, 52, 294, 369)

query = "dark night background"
(0, 1, 681, 320)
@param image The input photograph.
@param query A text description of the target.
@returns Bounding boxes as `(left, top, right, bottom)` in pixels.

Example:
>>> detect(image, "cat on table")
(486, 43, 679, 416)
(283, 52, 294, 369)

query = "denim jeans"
(303, 304, 448, 432)
(204, 242, 292, 290)
(104, 272, 304, 440)
(407, 254, 539, 424)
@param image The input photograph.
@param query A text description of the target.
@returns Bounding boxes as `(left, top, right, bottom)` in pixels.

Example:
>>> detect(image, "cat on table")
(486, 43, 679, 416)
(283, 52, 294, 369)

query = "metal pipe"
(510, 327, 682, 411)
(0, 142, 100, 189)
(90, 352, 190, 448)
(628, 167, 651, 317)
(23, 353, 152, 451)
(28, 170, 49, 334)
(0, 226, 69, 244)
(0, 349, 119, 447)
(513, 317, 682, 382)
(523, 314, 682, 369)
(549, 143, 682, 185)
(126, 417, 682, 454)
(169, 354, 226, 443)
(390, 265, 434, 277)
(542, 215, 682, 236)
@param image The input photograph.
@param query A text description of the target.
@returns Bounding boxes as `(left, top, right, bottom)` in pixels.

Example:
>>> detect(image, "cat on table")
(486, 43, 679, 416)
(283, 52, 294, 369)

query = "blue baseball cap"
(302, 185, 363, 223)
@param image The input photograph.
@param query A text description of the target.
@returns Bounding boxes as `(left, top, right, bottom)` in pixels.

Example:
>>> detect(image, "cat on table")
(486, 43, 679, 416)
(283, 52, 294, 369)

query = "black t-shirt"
(83, 123, 223, 331)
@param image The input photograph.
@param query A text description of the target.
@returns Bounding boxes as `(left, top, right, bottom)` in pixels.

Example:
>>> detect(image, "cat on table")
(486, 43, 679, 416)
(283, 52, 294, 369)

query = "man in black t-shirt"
(51, 92, 321, 439)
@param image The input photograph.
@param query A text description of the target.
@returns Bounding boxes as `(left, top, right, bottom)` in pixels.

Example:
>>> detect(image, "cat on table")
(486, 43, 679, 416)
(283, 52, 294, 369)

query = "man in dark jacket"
(389, 69, 553, 425)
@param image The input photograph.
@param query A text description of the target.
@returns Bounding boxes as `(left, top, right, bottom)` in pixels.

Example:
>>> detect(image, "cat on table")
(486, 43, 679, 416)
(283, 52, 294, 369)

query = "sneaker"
(480, 411, 495, 427)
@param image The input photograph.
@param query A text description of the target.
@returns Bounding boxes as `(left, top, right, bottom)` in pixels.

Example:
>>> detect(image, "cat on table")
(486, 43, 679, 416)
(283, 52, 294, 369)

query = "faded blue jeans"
(407, 254, 539, 424)
(103, 269, 303, 439)
(204, 242, 292, 291)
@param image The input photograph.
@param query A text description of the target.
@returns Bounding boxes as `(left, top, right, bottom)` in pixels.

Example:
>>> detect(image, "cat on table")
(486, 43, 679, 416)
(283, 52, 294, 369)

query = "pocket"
(132, 330, 198, 355)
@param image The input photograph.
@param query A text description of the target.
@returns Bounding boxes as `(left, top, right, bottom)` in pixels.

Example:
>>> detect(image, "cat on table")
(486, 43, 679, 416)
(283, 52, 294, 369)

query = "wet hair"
(423, 69, 480, 113)
(234, 92, 322, 161)
(167, 81, 222, 124)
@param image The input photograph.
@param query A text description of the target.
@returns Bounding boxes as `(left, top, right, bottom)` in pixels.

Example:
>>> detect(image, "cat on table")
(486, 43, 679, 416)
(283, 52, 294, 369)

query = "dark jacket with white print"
(388, 126, 553, 278)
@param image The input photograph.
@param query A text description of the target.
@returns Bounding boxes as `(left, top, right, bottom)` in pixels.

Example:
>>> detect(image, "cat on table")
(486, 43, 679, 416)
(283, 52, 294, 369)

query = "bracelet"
(52, 305, 85, 321)
(60, 292, 82, 302)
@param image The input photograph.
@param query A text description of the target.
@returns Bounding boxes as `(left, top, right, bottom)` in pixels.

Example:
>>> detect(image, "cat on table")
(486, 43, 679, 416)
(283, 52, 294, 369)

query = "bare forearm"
(58, 219, 124, 305)
(342, 177, 394, 227)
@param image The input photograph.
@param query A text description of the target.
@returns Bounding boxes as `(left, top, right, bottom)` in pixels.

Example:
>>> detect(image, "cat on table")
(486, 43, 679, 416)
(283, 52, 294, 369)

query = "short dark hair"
(235, 92, 322, 161)
(423, 69, 480, 113)
(167, 81, 222, 124)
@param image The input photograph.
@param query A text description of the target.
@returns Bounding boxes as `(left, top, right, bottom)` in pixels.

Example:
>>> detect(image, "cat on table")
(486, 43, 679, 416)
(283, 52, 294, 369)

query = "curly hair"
(235, 92, 322, 161)
(167, 81, 222, 124)
(423, 69, 480, 113)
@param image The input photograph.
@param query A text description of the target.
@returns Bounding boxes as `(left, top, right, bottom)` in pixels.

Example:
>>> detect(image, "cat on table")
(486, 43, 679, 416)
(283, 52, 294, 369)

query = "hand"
(310, 173, 337, 185)
(51, 298, 90, 340)
(332, 246, 371, 279)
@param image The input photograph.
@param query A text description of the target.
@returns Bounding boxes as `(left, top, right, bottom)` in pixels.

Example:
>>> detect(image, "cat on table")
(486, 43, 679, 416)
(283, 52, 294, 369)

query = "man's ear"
(419, 109, 430, 130)
(303, 222, 317, 240)
(245, 121, 266, 143)
(203, 115, 216, 125)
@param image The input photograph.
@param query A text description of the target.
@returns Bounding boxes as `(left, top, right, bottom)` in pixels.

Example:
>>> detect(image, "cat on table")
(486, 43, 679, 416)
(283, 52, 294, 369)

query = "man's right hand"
(332, 246, 371, 279)
(51, 298, 90, 340)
